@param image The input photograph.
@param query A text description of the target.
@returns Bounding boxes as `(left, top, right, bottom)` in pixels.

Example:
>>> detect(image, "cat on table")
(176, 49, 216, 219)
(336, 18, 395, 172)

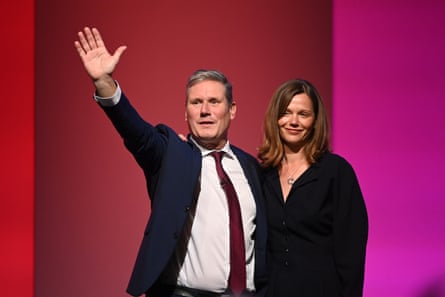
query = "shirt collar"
(189, 136, 235, 159)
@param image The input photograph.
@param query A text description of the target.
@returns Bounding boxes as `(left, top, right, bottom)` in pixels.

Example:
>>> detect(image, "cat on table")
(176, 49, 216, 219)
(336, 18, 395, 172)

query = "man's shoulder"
(155, 124, 201, 153)
(154, 124, 182, 141)
(230, 145, 258, 163)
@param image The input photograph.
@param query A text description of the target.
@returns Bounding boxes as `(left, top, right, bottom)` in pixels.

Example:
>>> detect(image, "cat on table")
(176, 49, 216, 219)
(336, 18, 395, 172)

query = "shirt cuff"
(93, 81, 122, 107)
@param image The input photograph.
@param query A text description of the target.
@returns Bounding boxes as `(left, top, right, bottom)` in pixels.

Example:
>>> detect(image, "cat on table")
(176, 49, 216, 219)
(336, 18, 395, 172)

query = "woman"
(258, 79, 368, 297)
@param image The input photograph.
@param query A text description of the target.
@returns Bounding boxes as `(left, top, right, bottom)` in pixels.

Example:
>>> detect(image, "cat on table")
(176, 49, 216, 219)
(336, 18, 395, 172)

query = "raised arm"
(74, 27, 127, 97)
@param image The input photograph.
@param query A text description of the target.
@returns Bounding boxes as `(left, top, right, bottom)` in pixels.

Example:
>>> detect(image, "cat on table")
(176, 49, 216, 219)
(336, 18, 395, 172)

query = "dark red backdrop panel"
(35, 1, 332, 296)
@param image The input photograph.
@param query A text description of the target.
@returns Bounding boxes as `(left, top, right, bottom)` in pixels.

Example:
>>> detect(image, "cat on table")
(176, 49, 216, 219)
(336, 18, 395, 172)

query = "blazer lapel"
(233, 150, 261, 200)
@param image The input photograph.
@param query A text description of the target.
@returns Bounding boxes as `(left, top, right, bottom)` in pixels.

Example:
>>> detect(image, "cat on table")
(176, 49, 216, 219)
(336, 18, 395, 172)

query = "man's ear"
(230, 101, 237, 120)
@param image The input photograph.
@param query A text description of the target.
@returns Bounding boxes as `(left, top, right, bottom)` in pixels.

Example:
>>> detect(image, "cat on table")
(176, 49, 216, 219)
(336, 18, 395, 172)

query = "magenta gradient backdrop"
(2, 0, 443, 297)
(334, 1, 445, 296)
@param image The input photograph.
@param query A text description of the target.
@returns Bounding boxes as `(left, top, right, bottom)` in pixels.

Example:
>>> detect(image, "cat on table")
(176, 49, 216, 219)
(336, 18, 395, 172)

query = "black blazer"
(101, 93, 268, 297)
(263, 153, 368, 297)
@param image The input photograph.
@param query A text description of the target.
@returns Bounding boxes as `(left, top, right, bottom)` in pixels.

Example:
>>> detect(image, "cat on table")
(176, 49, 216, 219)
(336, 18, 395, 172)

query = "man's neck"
(190, 136, 229, 152)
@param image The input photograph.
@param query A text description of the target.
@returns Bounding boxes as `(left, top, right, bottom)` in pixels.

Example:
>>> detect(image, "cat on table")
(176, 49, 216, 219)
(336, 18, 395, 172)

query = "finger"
(91, 27, 104, 48)
(78, 30, 91, 52)
(84, 27, 98, 50)
(113, 46, 127, 59)
(74, 41, 86, 57)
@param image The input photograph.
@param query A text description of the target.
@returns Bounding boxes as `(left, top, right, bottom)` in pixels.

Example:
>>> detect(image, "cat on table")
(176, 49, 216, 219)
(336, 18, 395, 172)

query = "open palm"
(74, 27, 126, 80)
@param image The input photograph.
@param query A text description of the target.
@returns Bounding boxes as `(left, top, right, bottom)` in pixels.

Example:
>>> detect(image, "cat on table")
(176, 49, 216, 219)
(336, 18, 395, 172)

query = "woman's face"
(278, 93, 315, 149)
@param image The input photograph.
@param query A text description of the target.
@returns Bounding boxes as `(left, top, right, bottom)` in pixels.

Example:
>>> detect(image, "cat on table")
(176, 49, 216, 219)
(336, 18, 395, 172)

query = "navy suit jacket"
(101, 93, 267, 297)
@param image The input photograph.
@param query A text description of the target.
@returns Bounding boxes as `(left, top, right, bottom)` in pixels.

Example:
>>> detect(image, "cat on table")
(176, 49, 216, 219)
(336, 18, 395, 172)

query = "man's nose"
(200, 102, 210, 115)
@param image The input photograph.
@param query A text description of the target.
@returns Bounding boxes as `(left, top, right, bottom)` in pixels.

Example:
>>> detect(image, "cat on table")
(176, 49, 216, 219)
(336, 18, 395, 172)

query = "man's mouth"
(199, 121, 214, 125)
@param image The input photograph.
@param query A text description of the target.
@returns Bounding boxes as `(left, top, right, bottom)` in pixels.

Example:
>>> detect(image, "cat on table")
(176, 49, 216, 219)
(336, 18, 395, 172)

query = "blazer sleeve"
(333, 158, 368, 297)
(99, 92, 166, 177)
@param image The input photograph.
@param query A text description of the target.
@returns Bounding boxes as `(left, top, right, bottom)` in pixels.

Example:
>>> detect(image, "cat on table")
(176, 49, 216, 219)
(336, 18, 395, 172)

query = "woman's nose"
(289, 114, 299, 125)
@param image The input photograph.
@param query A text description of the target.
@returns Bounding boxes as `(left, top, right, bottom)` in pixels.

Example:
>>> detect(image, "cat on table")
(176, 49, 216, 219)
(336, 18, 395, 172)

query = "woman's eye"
(300, 111, 312, 117)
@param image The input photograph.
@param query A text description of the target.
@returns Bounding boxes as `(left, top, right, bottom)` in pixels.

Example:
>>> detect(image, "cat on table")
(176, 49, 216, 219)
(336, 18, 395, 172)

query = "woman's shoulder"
(259, 163, 279, 180)
(319, 151, 345, 162)
(318, 152, 354, 171)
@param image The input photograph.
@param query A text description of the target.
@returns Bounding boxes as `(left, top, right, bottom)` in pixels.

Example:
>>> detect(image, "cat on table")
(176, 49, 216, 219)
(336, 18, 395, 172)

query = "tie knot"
(210, 151, 224, 163)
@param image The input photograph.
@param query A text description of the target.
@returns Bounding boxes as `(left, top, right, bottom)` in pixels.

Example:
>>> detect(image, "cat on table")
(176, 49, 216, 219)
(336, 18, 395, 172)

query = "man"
(74, 27, 267, 297)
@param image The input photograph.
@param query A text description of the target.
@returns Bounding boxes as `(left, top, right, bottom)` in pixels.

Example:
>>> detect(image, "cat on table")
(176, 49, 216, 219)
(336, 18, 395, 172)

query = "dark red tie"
(211, 151, 246, 295)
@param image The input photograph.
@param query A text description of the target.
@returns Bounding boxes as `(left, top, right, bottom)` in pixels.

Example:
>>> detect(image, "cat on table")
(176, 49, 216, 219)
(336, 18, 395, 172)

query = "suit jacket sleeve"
(98, 91, 204, 296)
(99, 92, 166, 181)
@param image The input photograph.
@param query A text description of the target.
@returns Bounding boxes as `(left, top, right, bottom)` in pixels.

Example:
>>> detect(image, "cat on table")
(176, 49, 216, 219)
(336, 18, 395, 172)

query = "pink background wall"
(333, 1, 445, 296)
(1, 0, 444, 297)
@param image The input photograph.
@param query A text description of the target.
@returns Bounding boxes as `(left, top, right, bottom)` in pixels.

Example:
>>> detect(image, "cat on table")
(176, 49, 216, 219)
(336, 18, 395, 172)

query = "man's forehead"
(188, 81, 226, 97)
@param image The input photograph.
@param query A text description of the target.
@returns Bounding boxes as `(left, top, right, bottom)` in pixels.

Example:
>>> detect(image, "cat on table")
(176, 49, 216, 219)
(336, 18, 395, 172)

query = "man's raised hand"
(74, 27, 127, 81)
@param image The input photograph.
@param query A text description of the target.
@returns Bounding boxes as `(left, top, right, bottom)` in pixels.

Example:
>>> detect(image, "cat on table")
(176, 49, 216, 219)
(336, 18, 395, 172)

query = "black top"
(263, 152, 368, 297)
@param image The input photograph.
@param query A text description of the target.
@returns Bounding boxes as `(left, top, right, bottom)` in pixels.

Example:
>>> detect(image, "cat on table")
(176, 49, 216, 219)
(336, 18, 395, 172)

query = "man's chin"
(193, 133, 215, 141)
(192, 135, 225, 150)
(194, 136, 215, 145)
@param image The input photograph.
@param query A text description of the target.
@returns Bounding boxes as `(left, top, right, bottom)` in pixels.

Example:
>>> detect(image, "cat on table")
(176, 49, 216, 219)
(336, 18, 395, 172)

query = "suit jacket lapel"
(231, 148, 261, 201)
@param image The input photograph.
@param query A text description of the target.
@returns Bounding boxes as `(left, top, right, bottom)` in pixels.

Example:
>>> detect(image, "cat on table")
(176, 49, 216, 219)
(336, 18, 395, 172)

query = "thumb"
(113, 45, 127, 59)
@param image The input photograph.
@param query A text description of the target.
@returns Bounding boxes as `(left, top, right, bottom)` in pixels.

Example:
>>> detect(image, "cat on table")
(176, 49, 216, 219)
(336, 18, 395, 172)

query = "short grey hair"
(186, 69, 233, 104)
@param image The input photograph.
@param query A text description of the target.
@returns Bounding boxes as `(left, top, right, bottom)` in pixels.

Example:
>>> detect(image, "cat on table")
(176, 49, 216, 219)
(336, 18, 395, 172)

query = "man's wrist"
(94, 81, 121, 107)
(94, 75, 116, 97)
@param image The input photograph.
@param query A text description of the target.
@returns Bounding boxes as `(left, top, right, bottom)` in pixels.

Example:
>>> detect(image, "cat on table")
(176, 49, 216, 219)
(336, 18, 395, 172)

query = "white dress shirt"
(176, 139, 256, 292)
